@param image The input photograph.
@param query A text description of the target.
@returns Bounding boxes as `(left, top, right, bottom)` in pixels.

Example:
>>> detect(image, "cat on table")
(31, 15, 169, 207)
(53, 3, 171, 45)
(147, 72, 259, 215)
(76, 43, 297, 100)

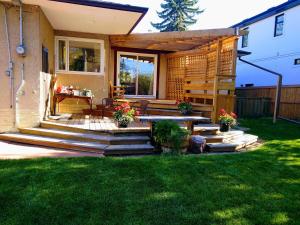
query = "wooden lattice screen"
(166, 37, 238, 122)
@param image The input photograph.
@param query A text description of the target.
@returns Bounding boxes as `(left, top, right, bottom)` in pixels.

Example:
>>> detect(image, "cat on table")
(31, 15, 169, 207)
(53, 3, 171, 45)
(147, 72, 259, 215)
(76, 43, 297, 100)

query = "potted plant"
(218, 109, 237, 132)
(177, 100, 193, 115)
(113, 102, 137, 128)
(154, 120, 190, 154)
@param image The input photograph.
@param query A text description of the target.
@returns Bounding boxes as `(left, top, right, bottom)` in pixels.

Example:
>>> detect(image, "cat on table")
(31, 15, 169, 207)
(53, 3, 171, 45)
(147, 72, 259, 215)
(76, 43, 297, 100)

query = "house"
(232, 0, 300, 87)
(0, 0, 238, 134)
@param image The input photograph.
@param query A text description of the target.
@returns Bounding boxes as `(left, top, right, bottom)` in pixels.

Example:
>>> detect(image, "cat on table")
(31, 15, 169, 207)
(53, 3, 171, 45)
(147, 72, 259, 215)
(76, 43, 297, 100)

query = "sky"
(109, 0, 286, 33)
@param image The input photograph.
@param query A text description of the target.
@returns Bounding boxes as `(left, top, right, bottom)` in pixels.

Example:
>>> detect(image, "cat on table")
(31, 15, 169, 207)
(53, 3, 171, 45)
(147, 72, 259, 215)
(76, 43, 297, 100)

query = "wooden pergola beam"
(110, 28, 238, 52)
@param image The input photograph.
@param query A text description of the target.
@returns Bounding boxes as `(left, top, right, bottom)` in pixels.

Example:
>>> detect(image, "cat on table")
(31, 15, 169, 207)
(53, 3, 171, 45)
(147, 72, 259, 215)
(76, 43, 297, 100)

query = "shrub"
(154, 120, 190, 153)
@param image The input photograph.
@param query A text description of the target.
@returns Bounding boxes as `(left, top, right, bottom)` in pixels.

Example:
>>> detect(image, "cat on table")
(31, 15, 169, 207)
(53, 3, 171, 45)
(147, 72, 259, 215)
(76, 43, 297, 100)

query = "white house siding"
(236, 5, 300, 87)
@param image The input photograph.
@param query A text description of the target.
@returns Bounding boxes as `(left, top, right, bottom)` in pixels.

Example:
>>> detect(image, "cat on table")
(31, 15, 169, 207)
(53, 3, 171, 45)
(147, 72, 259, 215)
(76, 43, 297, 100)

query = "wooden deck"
(46, 114, 150, 133)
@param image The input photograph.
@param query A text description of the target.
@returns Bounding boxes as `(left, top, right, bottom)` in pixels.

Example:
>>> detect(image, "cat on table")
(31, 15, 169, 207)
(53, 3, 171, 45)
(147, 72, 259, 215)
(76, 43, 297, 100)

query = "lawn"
(0, 118, 299, 225)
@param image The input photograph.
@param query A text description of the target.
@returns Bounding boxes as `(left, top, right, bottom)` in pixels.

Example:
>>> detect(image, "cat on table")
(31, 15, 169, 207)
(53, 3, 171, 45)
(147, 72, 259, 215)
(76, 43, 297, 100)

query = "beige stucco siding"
(39, 9, 54, 120)
(0, 4, 43, 131)
(54, 30, 110, 113)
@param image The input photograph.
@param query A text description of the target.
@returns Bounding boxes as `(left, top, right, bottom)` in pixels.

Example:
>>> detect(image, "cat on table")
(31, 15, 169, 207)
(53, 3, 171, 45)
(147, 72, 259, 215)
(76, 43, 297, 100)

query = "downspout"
(238, 57, 283, 124)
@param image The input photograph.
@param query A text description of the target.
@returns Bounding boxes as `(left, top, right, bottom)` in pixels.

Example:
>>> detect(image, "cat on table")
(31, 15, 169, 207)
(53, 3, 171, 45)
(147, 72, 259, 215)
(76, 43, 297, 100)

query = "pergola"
(110, 28, 241, 122)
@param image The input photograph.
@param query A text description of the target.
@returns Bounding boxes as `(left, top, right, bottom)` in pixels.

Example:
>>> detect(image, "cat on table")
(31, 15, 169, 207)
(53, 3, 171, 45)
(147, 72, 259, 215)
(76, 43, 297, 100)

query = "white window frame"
(117, 51, 158, 98)
(55, 36, 105, 76)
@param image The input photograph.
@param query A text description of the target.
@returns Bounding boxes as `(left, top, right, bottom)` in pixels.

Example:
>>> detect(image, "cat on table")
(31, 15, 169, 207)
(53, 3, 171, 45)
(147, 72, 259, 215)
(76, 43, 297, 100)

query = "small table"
(136, 115, 211, 136)
(53, 93, 93, 115)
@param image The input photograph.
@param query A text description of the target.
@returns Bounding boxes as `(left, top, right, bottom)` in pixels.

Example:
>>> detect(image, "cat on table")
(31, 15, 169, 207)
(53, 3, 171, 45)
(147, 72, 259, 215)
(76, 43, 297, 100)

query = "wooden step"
(0, 133, 106, 154)
(194, 124, 219, 135)
(207, 134, 258, 152)
(20, 128, 150, 145)
(40, 121, 150, 135)
(203, 135, 224, 143)
(206, 143, 238, 152)
(221, 130, 244, 141)
(105, 144, 155, 156)
(0, 132, 155, 156)
(227, 134, 258, 150)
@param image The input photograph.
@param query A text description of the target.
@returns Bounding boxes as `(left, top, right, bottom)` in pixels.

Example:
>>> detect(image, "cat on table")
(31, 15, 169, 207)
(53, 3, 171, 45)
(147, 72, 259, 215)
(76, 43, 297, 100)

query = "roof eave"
(231, 0, 300, 28)
(49, 0, 148, 13)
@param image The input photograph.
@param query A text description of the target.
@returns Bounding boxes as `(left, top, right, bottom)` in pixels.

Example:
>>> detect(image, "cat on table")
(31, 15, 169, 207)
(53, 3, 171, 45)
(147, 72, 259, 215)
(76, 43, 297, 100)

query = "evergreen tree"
(151, 0, 204, 32)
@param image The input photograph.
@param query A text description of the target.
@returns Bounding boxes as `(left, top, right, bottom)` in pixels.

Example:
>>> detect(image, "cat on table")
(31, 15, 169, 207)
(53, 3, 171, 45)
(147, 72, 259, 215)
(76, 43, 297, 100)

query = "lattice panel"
(166, 56, 186, 100)
(220, 41, 235, 76)
(166, 37, 238, 121)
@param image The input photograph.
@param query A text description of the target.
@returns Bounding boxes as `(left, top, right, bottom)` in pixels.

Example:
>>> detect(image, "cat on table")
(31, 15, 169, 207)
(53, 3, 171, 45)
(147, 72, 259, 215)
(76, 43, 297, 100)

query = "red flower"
(220, 109, 226, 115)
(230, 112, 237, 119)
(114, 106, 121, 111)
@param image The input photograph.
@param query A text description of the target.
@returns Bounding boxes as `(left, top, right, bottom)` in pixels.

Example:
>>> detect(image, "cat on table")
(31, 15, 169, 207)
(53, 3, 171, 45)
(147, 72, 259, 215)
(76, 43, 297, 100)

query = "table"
(136, 115, 211, 136)
(53, 93, 93, 115)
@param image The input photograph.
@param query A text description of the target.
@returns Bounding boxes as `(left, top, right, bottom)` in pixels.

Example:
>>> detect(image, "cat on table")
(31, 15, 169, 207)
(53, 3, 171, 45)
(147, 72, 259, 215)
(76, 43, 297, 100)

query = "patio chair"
(136, 100, 150, 115)
(109, 81, 125, 99)
(97, 98, 115, 118)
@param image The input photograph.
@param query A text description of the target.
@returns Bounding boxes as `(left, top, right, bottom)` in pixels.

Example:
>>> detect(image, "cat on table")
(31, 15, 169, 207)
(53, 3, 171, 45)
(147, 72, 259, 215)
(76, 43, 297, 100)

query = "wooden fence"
(236, 85, 300, 120)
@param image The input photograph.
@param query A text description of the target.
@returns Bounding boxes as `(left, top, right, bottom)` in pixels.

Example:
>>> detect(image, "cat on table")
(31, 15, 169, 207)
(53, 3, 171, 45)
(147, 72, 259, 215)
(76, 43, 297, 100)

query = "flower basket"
(113, 102, 138, 128)
(176, 100, 193, 115)
(218, 109, 237, 132)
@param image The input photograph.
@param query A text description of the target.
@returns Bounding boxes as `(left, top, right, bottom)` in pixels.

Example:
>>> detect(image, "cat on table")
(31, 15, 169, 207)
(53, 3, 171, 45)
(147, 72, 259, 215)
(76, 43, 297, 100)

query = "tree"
(151, 0, 204, 32)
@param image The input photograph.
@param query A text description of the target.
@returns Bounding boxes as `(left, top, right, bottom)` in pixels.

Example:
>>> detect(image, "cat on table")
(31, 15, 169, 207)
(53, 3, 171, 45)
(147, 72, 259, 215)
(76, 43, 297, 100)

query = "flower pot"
(220, 123, 230, 132)
(117, 121, 129, 128)
(161, 139, 189, 154)
(180, 109, 192, 116)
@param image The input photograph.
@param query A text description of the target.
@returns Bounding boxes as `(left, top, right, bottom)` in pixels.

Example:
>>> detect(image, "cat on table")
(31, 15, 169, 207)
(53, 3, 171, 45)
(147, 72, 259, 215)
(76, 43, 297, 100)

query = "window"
(42, 46, 49, 73)
(117, 52, 157, 97)
(55, 37, 104, 75)
(242, 28, 249, 48)
(274, 14, 284, 37)
(295, 58, 300, 65)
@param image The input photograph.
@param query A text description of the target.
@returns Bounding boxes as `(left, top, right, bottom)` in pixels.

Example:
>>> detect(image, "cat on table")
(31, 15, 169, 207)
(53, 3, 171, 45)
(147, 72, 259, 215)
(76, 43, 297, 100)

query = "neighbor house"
(0, 0, 239, 133)
(232, 0, 300, 87)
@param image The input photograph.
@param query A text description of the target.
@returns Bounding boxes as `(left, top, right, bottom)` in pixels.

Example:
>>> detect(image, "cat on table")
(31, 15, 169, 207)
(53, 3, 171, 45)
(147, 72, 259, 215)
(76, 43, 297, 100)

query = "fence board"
(236, 86, 300, 120)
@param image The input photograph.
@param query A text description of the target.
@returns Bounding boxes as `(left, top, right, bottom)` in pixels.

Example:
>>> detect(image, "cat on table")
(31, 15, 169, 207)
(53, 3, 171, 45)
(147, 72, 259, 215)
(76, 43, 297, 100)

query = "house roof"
(110, 28, 238, 52)
(8, 0, 148, 34)
(232, 0, 300, 28)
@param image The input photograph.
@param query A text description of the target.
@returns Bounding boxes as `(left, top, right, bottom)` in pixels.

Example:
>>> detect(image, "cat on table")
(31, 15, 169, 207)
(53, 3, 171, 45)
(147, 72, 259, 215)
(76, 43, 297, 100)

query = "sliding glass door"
(117, 52, 157, 98)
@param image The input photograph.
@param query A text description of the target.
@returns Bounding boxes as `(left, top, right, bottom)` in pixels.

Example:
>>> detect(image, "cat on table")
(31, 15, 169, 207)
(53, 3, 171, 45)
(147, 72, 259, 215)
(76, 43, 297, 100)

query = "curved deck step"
(0, 133, 106, 154)
(105, 144, 155, 156)
(20, 128, 150, 145)
(0, 133, 155, 156)
(41, 121, 150, 135)
(207, 134, 258, 152)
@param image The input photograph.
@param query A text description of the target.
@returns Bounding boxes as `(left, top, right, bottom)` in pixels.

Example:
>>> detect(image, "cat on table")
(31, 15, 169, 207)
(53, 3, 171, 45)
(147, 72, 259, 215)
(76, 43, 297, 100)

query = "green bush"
(153, 120, 190, 153)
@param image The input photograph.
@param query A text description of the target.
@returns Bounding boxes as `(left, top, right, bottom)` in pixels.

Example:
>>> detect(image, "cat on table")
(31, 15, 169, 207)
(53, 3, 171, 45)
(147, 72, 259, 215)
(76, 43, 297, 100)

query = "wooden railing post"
(212, 41, 222, 123)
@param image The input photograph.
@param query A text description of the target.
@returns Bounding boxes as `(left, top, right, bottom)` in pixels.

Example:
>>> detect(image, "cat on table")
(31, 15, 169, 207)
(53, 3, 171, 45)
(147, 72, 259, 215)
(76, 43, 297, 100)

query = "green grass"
(0, 118, 299, 225)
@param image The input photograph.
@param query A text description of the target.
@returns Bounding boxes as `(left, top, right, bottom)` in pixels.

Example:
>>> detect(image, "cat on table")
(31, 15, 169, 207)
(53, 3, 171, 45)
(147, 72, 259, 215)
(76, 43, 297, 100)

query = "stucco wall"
(54, 30, 110, 114)
(0, 3, 43, 131)
(39, 9, 54, 120)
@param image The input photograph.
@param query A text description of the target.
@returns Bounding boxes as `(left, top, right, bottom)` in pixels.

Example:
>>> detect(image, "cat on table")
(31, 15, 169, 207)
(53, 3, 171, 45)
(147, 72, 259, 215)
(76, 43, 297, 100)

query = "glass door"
(117, 52, 157, 98)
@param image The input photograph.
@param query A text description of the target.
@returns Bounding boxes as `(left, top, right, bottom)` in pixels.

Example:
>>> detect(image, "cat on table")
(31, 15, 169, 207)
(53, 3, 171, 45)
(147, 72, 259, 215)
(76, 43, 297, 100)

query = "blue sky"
(110, 0, 286, 33)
